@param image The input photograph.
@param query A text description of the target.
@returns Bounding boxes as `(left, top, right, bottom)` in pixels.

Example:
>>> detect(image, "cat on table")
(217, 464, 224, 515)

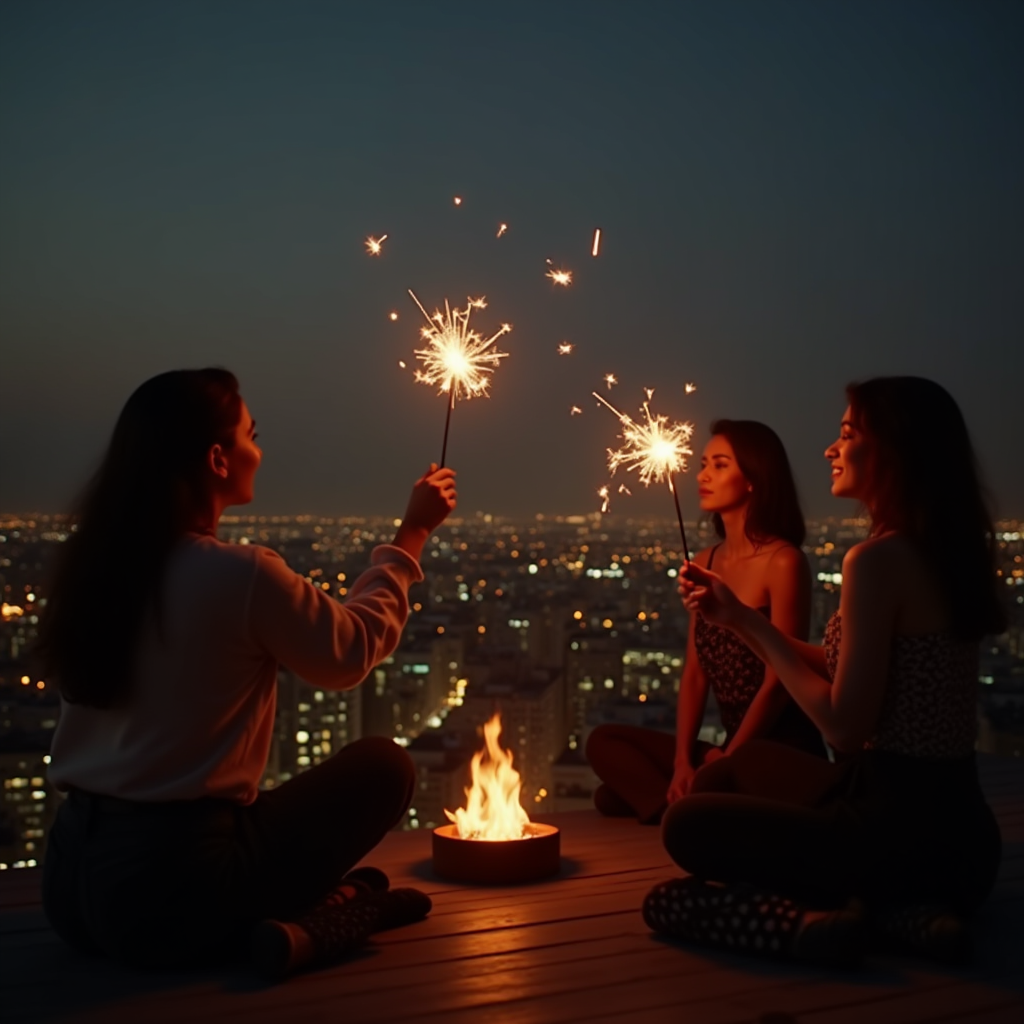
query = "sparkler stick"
(408, 290, 511, 467)
(592, 390, 694, 560)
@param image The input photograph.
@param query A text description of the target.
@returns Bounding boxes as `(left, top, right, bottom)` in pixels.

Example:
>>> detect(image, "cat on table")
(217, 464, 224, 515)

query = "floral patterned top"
(694, 613, 769, 739)
(823, 612, 978, 758)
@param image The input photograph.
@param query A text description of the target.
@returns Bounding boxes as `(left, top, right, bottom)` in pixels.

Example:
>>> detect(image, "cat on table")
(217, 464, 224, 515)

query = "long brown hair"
(36, 369, 243, 708)
(847, 376, 1005, 641)
(709, 419, 806, 548)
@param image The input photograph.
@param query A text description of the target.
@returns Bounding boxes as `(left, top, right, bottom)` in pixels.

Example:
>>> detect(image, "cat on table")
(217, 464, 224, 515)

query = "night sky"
(2, 1, 1022, 522)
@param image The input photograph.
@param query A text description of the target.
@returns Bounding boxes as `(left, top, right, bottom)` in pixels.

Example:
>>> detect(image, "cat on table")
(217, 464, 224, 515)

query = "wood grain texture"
(2, 755, 1022, 1024)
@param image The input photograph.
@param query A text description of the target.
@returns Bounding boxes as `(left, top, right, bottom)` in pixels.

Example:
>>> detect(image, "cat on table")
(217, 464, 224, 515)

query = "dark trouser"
(42, 736, 415, 968)
(661, 740, 1002, 912)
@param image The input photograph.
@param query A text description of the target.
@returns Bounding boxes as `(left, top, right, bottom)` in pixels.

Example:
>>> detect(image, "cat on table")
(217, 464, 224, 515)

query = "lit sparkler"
(558, 342, 574, 355)
(408, 290, 511, 466)
(592, 388, 695, 559)
(496, 223, 508, 238)
(365, 234, 388, 256)
(546, 267, 573, 287)
(592, 229, 601, 257)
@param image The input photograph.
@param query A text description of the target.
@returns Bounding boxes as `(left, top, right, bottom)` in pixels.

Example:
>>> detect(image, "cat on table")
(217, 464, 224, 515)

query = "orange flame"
(445, 713, 531, 841)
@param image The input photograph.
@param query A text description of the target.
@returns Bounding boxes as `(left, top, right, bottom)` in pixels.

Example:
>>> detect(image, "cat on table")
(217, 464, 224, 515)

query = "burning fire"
(445, 713, 532, 841)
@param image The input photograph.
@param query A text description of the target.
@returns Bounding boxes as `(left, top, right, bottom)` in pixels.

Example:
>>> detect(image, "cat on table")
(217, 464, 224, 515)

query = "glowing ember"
(592, 228, 601, 256)
(365, 234, 388, 256)
(558, 342, 574, 355)
(408, 291, 511, 402)
(453, 196, 463, 206)
(496, 223, 508, 237)
(445, 713, 532, 841)
(546, 267, 573, 287)
(389, 311, 399, 321)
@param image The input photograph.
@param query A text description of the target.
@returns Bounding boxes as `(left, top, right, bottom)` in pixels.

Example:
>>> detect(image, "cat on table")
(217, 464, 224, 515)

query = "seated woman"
(37, 369, 457, 979)
(650, 377, 1004, 966)
(586, 420, 823, 824)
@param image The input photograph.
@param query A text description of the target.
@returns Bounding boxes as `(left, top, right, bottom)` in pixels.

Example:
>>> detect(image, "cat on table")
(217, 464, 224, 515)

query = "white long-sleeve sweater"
(48, 533, 423, 804)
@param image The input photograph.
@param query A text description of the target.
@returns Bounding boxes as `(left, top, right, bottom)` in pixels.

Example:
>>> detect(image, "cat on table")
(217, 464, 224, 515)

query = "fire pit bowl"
(432, 822, 561, 884)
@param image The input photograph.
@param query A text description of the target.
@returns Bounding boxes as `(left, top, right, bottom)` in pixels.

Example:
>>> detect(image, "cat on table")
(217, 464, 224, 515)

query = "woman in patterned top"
(586, 420, 823, 825)
(647, 377, 1005, 967)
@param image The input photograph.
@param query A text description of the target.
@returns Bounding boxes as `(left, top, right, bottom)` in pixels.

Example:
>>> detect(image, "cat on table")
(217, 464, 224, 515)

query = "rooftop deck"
(3, 756, 1023, 1024)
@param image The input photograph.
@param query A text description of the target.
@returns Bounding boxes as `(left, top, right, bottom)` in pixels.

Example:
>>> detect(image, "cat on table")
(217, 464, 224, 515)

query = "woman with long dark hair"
(38, 368, 457, 978)
(586, 420, 823, 825)
(648, 378, 1005, 966)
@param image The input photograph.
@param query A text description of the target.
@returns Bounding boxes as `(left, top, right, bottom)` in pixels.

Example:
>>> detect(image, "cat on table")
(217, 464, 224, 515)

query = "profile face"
(224, 401, 262, 506)
(696, 435, 750, 514)
(824, 405, 870, 501)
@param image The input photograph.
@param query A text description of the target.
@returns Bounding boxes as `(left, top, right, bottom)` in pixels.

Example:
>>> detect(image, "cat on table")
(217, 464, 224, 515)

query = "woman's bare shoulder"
(691, 545, 716, 569)
(766, 543, 807, 572)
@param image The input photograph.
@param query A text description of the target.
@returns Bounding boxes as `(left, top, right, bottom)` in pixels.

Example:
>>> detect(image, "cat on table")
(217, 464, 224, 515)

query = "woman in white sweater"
(38, 368, 455, 977)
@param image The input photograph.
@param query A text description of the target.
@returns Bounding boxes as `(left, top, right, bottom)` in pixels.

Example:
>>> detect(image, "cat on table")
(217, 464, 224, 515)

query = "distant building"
(262, 669, 362, 789)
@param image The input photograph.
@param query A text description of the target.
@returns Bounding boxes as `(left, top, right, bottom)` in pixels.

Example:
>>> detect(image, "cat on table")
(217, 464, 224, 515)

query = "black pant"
(42, 736, 415, 968)
(661, 740, 1002, 912)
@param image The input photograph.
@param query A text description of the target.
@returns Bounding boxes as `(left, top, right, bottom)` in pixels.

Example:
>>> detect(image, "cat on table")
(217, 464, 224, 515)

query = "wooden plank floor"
(2, 755, 1022, 1024)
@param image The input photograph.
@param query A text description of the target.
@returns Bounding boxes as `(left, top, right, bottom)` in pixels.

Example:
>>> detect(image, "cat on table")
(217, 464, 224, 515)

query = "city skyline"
(2, 2, 1022, 518)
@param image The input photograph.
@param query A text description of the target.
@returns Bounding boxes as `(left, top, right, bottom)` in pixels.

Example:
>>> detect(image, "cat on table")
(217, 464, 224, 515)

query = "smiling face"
(219, 401, 262, 507)
(824, 405, 871, 502)
(697, 434, 751, 514)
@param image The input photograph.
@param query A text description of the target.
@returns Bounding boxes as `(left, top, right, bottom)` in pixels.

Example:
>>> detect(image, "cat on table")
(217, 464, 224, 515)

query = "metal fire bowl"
(432, 823, 561, 884)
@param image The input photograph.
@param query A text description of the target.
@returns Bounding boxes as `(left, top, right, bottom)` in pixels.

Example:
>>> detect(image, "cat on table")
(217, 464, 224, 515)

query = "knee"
(661, 796, 717, 875)
(690, 755, 735, 795)
(347, 736, 415, 804)
(585, 725, 614, 766)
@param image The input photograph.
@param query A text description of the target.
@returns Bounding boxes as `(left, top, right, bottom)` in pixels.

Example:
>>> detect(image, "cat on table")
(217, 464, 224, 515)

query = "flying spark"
(389, 311, 399, 321)
(570, 405, 582, 416)
(592, 228, 601, 257)
(398, 360, 407, 368)
(408, 290, 511, 401)
(685, 382, 697, 394)
(496, 223, 508, 237)
(546, 267, 573, 287)
(453, 196, 463, 206)
(598, 486, 610, 513)
(618, 484, 632, 495)
(558, 342, 574, 355)
(365, 234, 388, 256)
(604, 373, 618, 390)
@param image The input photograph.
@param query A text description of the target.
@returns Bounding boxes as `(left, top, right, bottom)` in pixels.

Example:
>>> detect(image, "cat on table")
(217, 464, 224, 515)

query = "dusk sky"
(2, 1, 1022, 522)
